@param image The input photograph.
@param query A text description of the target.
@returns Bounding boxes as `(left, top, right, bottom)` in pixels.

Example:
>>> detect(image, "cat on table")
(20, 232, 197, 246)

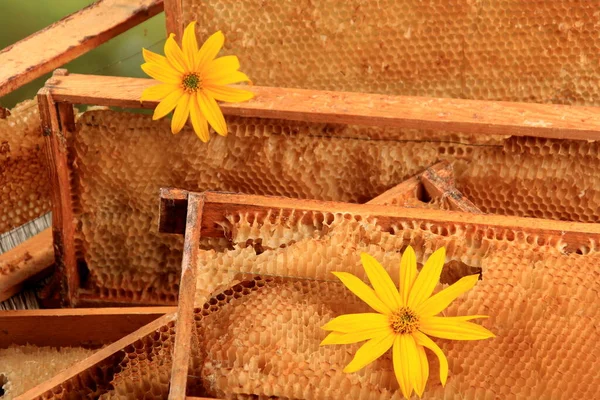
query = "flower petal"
(171, 93, 191, 134)
(415, 274, 480, 317)
(332, 272, 392, 315)
(141, 83, 178, 102)
(141, 62, 182, 85)
(204, 55, 241, 80)
(205, 71, 252, 86)
(143, 48, 168, 65)
(393, 335, 413, 399)
(321, 313, 389, 333)
(413, 331, 448, 386)
(189, 95, 210, 142)
(414, 343, 429, 397)
(198, 91, 227, 136)
(419, 316, 495, 341)
(360, 253, 402, 311)
(196, 30, 224, 70)
(164, 33, 189, 72)
(320, 326, 391, 346)
(182, 21, 198, 69)
(203, 85, 254, 103)
(343, 333, 395, 373)
(152, 88, 184, 120)
(407, 247, 446, 308)
(399, 245, 417, 306)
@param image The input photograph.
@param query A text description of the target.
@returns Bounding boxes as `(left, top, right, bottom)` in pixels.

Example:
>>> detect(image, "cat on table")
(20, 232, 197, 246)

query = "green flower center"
(389, 307, 419, 334)
(182, 73, 201, 93)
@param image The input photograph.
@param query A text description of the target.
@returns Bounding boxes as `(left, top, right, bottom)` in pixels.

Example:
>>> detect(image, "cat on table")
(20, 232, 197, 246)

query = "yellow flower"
(321, 247, 494, 398)
(140, 22, 253, 142)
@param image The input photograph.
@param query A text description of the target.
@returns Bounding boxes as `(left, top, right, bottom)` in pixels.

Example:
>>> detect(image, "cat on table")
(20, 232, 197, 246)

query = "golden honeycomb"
(0, 345, 95, 399)
(185, 213, 600, 399)
(184, 0, 600, 105)
(67, 110, 599, 304)
(0, 99, 50, 234)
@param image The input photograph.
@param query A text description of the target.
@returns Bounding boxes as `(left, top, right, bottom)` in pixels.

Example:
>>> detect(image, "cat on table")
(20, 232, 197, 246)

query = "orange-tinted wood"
(421, 161, 483, 214)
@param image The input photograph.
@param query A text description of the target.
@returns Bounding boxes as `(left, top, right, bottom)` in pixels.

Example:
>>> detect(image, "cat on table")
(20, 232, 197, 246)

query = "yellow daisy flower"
(140, 22, 253, 142)
(321, 247, 495, 398)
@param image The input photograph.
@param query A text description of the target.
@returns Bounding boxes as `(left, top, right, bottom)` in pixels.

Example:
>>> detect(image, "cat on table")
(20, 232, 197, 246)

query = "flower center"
(389, 307, 419, 334)
(182, 73, 201, 93)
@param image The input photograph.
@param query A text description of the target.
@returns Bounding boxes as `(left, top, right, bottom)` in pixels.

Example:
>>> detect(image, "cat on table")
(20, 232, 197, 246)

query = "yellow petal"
(171, 93, 191, 134)
(153, 88, 184, 120)
(203, 55, 241, 80)
(343, 333, 395, 373)
(165, 33, 189, 73)
(413, 331, 448, 386)
(182, 21, 198, 69)
(415, 274, 480, 317)
(407, 247, 446, 308)
(320, 326, 391, 346)
(196, 30, 224, 70)
(143, 48, 168, 65)
(321, 313, 389, 333)
(141, 83, 178, 102)
(198, 91, 227, 136)
(141, 62, 182, 85)
(414, 344, 429, 397)
(332, 272, 392, 315)
(418, 316, 495, 341)
(189, 95, 210, 142)
(205, 71, 251, 86)
(393, 336, 413, 399)
(360, 253, 402, 311)
(203, 85, 254, 103)
(399, 245, 417, 306)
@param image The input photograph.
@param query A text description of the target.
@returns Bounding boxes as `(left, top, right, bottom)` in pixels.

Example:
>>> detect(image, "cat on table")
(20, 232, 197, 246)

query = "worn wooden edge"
(421, 161, 483, 214)
(159, 187, 190, 234)
(38, 72, 79, 307)
(164, 0, 183, 41)
(0, 307, 175, 348)
(0, 227, 54, 302)
(15, 312, 177, 400)
(365, 164, 439, 206)
(159, 189, 600, 252)
(0, 0, 163, 97)
(168, 193, 204, 400)
(44, 73, 600, 141)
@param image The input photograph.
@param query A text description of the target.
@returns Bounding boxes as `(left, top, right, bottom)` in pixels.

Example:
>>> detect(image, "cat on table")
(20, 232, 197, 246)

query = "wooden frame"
(38, 71, 600, 307)
(158, 189, 600, 399)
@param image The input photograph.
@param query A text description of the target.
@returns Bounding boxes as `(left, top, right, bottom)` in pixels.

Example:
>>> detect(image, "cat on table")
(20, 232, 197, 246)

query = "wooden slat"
(169, 194, 204, 400)
(0, 307, 175, 348)
(38, 72, 79, 307)
(421, 161, 483, 214)
(44, 74, 600, 141)
(159, 189, 600, 253)
(164, 0, 183, 41)
(15, 312, 177, 400)
(0, 0, 163, 97)
(0, 227, 54, 302)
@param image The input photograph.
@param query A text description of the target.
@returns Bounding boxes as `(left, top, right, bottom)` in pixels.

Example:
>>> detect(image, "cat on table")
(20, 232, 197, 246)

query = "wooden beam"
(164, 0, 183, 41)
(158, 190, 600, 253)
(0, 0, 163, 97)
(0, 307, 175, 348)
(169, 194, 204, 400)
(0, 227, 54, 302)
(421, 161, 483, 214)
(15, 312, 177, 400)
(44, 74, 600, 141)
(366, 171, 427, 206)
(38, 71, 78, 307)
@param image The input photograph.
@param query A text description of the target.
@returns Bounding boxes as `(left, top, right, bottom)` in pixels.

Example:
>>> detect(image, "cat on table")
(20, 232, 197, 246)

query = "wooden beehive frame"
(157, 189, 600, 399)
(37, 69, 600, 307)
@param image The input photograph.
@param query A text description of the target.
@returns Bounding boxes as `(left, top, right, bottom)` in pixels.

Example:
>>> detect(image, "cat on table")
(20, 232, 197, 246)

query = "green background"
(0, 0, 167, 108)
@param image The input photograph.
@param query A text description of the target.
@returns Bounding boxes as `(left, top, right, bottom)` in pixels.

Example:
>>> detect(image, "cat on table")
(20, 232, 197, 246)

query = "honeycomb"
(184, 0, 600, 105)
(0, 345, 95, 399)
(31, 320, 176, 400)
(0, 99, 50, 235)
(66, 110, 599, 304)
(186, 213, 600, 399)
